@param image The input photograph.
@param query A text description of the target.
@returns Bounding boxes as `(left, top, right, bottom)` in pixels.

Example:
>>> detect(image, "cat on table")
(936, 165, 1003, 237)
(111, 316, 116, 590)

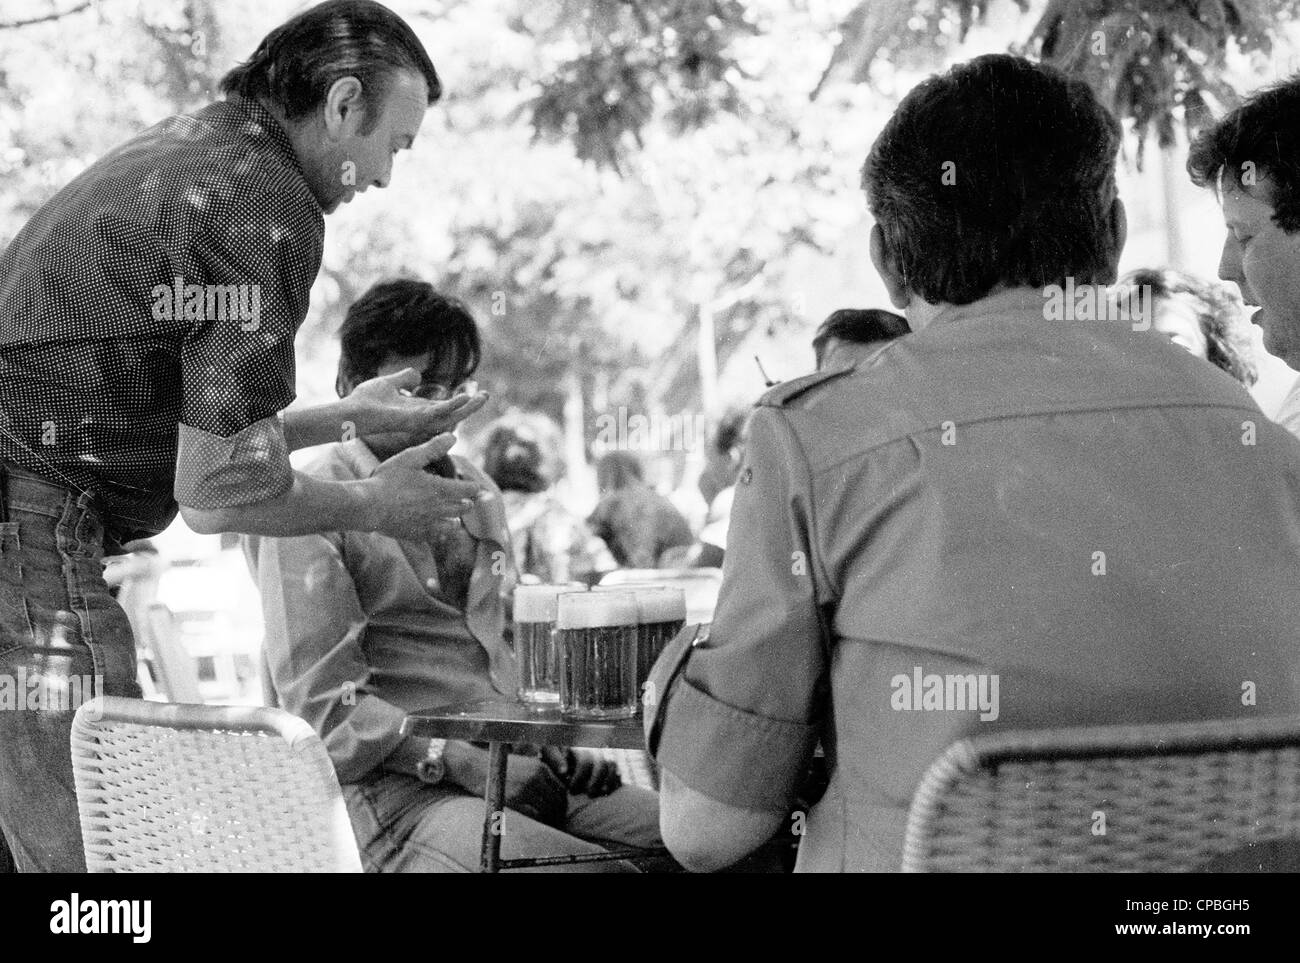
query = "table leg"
(481, 741, 509, 873)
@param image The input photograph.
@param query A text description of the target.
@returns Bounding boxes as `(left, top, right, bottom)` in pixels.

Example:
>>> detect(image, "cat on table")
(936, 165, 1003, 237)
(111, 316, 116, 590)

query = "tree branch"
(0, 1, 94, 30)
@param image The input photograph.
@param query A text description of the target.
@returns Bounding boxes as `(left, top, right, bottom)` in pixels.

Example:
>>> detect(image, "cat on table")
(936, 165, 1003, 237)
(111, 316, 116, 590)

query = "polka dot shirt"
(0, 97, 324, 549)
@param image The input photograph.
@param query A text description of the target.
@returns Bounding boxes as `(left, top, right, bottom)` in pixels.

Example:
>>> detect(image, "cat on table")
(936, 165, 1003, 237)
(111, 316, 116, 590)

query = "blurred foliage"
(2, 0, 1296, 458)
(814, 0, 1300, 165)
(526, 0, 758, 171)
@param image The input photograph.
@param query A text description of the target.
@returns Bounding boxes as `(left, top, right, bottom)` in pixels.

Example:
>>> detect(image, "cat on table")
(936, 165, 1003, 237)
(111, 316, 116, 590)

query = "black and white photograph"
(0, 0, 1297, 933)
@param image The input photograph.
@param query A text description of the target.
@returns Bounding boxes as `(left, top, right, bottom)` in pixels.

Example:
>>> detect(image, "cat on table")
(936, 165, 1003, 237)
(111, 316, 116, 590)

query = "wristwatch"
(415, 738, 447, 785)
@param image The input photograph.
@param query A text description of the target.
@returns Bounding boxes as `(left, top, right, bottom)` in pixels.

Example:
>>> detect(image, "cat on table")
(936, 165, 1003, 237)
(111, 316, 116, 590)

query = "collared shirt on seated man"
(244, 436, 666, 872)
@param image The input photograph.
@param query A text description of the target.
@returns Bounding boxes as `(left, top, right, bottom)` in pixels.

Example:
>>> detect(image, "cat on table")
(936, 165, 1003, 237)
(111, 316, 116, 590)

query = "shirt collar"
(223, 96, 312, 188)
(913, 286, 1050, 332)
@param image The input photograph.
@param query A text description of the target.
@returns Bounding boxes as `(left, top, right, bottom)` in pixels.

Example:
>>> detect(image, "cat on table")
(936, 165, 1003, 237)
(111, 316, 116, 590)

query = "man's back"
(695, 288, 1300, 871)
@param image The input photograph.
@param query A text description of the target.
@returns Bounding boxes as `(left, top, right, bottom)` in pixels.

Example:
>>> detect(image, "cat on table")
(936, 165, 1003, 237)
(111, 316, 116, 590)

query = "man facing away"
(245, 280, 665, 872)
(0, 1, 488, 871)
(1186, 77, 1300, 438)
(646, 54, 1300, 872)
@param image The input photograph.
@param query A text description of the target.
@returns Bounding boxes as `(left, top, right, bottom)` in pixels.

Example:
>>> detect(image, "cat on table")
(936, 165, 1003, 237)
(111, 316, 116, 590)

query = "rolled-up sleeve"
(245, 531, 412, 784)
(647, 406, 829, 811)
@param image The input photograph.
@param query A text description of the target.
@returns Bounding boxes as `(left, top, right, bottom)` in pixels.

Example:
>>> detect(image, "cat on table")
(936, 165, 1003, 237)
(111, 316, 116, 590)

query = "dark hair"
(220, 0, 441, 132)
(862, 54, 1122, 305)
(596, 451, 644, 493)
(482, 426, 545, 494)
(812, 308, 909, 366)
(336, 279, 479, 394)
(480, 412, 564, 493)
(1186, 77, 1300, 233)
(1116, 268, 1257, 386)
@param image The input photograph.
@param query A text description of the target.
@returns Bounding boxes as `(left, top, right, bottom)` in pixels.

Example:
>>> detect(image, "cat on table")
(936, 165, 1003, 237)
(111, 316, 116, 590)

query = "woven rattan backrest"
(71, 696, 362, 872)
(902, 714, 1300, 872)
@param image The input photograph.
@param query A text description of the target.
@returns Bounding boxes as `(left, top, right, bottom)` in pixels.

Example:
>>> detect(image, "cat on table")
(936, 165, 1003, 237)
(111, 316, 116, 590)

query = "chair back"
(71, 696, 362, 872)
(902, 714, 1300, 872)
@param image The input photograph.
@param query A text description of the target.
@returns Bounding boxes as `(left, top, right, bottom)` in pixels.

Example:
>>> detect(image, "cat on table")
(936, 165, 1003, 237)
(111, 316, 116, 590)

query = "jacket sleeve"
(646, 406, 829, 811)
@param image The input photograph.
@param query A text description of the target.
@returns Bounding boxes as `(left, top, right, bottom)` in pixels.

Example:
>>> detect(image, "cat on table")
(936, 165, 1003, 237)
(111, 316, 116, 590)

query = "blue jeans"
(344, 770, 668, 873)
(0, 462, 141, 872)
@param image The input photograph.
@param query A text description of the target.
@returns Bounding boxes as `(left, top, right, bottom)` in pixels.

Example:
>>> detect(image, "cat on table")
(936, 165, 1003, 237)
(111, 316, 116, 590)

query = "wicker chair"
(71, 696, 362, 872)
(901, 714, 1300, 872)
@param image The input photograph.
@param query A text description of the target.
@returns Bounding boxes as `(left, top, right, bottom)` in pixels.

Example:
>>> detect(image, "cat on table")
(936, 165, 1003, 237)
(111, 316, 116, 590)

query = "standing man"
(0, 1, 481, 871)
(1186, 78, 1300, 437)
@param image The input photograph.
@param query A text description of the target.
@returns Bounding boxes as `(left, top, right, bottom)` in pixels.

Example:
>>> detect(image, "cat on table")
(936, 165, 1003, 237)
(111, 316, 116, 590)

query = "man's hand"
(363, 434, 483, 539)
(345, 368, 489, 448)
(442, 741, 568, 826)
(541, 747, 622, 797)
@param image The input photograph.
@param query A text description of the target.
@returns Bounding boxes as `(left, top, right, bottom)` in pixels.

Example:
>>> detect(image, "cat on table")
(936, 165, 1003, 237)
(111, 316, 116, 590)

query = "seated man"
(646, 54, 1300, 872)
(245, 279, 663, 872)
(1186, 77, 1300, 436)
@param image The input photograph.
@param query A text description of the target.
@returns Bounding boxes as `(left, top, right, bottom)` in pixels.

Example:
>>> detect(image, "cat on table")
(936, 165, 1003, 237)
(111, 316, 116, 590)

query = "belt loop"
(0, 461, 9, 524)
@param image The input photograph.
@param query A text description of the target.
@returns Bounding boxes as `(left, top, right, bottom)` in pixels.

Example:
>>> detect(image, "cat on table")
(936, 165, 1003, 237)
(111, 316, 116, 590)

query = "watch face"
(417, 757, 445, 785)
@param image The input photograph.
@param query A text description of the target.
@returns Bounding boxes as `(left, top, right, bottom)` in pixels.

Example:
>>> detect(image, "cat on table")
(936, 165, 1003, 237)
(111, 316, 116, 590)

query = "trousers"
(0, 461, 141, 872)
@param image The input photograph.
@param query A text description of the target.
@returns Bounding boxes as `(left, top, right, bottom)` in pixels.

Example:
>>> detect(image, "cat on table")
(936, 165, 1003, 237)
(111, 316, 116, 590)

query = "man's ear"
(870, 224, 910, 309)
(322, 76, 366, 139)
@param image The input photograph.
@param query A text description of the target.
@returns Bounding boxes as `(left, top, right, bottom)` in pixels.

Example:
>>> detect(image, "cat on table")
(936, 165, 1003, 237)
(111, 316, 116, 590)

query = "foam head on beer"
(514, 583, 585, 622)
(557, 590, 638, 629)
(593, 585, 686, 622)
(633, 587, 685, 623)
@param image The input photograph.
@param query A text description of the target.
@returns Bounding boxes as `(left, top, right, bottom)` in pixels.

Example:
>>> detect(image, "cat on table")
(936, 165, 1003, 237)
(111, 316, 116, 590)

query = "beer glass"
(593, 585, 687, 700)
(631, 587, 686, 695)
(555, 591, 638, 719)
(514, 584, 585, 705)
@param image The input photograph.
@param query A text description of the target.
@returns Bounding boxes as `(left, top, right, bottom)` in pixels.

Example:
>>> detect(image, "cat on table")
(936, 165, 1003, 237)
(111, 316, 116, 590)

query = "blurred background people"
(813, 308, 910, 371)
(588, 451, 693, 569)
(480, 412, 612, 585)
(662, 409, 751, 569)
(1114, 268, 1257, 385)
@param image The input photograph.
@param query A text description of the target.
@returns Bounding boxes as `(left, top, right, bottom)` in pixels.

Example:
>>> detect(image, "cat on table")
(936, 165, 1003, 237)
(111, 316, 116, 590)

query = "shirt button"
(425, 577, 438, 591)
(740, 467, 753, 485)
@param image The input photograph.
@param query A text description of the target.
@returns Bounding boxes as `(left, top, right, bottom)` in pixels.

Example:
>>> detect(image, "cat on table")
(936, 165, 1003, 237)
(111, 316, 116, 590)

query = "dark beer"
(632, 589, 686, 696)
(594, 585, 687, 706)
(556, 592, 638, 719)
(514, 584, 584, 705)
